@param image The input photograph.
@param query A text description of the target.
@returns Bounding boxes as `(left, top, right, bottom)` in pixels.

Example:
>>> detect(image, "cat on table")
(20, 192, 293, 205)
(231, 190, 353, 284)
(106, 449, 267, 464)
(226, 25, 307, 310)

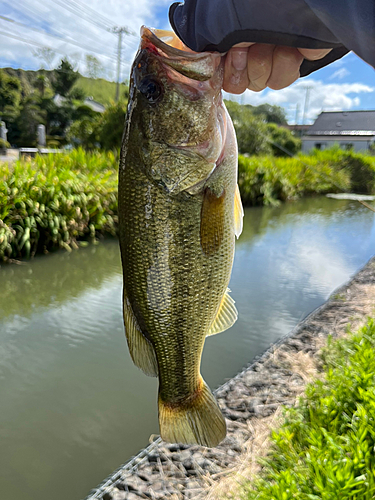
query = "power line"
(51, 0, 136, 41)
(5, 1, 127, 57)
(63, 0, 136, 36)
(0, 29, 118, 69)
(0, 15, 118, 61)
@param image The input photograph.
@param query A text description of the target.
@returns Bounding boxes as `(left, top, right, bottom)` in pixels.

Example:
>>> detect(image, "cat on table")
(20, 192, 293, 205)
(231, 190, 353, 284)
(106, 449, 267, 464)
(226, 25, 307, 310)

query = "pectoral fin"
(123, 291, 158, 377)
(200, 187, 226, 256)
(234, 184, 244, 238)
(207, 289, 238, 336)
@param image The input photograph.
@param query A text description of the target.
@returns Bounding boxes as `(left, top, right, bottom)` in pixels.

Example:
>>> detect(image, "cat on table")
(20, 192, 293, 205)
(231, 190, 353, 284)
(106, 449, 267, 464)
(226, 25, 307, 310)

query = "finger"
(247, 44, 274, 92)
(298, 48, 332, 60)
(223, 47, 250, 94)
(267, 46, 303, 90)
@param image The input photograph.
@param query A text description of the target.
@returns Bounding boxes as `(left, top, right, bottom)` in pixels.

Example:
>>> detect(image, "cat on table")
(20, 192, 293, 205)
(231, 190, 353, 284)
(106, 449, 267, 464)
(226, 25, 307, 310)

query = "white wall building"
(302, 111, 375, 153)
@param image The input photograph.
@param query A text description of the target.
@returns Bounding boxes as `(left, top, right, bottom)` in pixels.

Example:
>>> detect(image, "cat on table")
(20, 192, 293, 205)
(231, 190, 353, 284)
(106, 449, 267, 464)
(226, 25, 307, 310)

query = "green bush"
(267, 123, 301, 157)
(225, 100, 272, 155)
(0, 138, 10, 149)
(0, 148, 118, 261)
(244, 318, 375, 500)
(309, 147, 375, 194)
(68, 101, 127, 151)
(238, 151, 350, 206)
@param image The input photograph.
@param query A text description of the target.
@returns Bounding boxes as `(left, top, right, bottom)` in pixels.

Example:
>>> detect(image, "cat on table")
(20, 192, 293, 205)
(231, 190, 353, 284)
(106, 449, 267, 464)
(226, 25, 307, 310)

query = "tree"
(225, 100, 272, 155)
(33, 47, 56, 69)
(52, 58, 79, 97)
(98, 101, 127, 150)
(35, 74, 49, 98)
(250, 104, 288, 125)
(0, 70, 22, 118)
(68, 115, 101, 149)
(67, 101, 127, 151)
(85, 55, 104, 79)
(11, 96, 46, 147)
(267, 123, 301, 157)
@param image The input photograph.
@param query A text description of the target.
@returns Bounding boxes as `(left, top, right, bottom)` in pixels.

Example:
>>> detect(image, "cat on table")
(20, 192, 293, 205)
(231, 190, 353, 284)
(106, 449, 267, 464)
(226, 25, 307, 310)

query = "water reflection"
(0, 238, 122, 318)
(0, 197, 374, 500)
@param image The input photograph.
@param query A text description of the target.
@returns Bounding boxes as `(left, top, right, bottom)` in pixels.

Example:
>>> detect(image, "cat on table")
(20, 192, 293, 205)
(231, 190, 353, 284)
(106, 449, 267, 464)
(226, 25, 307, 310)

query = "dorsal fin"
(207, 289, 238, 336)
(123, 291, 158, 377)
(234, 184, 244, 238)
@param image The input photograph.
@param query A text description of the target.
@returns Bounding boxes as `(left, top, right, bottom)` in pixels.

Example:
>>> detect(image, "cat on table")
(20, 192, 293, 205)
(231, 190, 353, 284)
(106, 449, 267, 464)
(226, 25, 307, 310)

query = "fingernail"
(231, 49, 248, 71)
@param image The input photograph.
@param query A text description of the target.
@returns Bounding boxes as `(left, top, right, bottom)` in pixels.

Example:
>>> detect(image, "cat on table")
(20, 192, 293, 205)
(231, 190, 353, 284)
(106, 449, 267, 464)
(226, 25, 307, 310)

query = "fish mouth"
(140, 26, 222, 82)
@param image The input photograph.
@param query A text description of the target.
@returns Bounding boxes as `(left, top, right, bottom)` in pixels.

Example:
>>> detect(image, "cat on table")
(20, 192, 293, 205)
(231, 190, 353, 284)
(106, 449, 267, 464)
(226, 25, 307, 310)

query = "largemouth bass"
(118, 27, 243, 447)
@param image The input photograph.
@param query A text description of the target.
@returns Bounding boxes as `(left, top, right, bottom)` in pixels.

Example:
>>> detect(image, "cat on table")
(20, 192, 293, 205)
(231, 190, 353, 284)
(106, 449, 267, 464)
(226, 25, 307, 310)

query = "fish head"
(124, 27, 227, 195)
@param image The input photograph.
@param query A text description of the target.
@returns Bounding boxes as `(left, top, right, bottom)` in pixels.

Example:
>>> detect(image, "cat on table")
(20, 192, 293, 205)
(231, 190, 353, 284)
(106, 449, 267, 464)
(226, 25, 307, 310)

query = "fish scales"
(120, 152, 235, 398)
(118, 26, 243, 447)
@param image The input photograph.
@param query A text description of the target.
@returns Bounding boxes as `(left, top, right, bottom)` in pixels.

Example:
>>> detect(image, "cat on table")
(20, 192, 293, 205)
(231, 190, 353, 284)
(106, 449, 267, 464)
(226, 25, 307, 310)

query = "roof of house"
(84, 97, 105, 113)
(306, 110, 375, 136)
(53, 94, 105, 113)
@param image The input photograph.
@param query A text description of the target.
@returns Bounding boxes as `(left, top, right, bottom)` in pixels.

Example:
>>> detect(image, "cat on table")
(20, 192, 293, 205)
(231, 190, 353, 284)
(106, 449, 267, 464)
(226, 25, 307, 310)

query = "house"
(301, 110, 375, 152)
(52, 94, 105, 113)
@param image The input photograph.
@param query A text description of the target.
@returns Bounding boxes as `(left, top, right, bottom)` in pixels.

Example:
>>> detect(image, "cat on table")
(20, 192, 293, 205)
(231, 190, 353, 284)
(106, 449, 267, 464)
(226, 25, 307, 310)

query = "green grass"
(0, 148, 118, 261)
(238, 148, 375, 206)
(74, 76, 127, 106)
(1, 147, 375, 261)
(243, 319, 375, 500)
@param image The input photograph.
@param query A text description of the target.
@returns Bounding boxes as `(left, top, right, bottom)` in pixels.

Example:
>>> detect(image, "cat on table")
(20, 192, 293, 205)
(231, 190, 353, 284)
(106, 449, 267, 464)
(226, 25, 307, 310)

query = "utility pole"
(111, 26, 131, 102)
(302, 86, 312, 125)
(294, 103, 300, 126)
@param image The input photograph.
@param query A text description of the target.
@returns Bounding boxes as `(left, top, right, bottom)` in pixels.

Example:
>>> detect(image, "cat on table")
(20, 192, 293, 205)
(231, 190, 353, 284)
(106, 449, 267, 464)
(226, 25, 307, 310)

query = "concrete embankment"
(84, 256, 375, 500)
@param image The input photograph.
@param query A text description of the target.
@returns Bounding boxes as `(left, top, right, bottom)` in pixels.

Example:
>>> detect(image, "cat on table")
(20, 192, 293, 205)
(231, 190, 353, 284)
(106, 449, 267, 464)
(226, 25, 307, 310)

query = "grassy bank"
(1, 148, 375, 261)
(242, 318, 375, 500)
(0, 149, 118, 261)
(239, 148, 375, 206)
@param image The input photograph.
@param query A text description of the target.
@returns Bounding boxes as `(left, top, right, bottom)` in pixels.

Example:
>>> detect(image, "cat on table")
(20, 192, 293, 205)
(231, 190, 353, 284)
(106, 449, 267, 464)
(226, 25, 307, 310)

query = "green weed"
(244, 319, 375, 500)
(0, 148, 118, 261)
(238, 150, 354, 206)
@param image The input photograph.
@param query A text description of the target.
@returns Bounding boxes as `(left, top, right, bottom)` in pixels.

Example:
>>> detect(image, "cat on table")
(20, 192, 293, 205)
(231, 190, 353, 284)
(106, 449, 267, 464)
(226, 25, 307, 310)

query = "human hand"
(223, 43, 332, 93)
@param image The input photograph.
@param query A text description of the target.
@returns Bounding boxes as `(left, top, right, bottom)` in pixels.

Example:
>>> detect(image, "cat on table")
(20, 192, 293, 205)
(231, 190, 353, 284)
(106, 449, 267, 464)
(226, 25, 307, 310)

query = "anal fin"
(123, 291, 158, 377)
(234, 184, 244, 238)
(207, 288, 238, 336)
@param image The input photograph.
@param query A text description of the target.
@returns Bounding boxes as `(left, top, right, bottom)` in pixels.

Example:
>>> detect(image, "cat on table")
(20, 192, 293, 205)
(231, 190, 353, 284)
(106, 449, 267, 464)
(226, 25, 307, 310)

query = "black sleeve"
(169, 0, 375, 76)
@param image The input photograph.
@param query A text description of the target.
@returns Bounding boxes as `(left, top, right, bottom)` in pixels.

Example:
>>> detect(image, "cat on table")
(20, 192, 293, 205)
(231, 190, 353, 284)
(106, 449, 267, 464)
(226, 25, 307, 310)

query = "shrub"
(0, 138, 10, 149)
(238, 152, 350, 206)
(0, 148, 118, 261)
(267, 123, 301, 157)
(245, 318, 375, 500)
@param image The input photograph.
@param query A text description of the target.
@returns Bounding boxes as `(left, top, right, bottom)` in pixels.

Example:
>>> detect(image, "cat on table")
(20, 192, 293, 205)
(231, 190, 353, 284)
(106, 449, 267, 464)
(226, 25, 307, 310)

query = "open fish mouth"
(140, 26, 222, 83)
(137, 27, 227, 166)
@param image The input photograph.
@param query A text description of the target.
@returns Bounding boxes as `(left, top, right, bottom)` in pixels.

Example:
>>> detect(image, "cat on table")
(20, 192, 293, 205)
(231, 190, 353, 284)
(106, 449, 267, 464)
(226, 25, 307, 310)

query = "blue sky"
(1, 0, 374, 124)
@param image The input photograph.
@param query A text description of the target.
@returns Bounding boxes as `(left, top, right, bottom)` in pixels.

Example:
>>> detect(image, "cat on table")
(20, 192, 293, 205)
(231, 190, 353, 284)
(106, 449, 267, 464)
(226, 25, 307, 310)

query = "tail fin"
(158, 378, 226, 447)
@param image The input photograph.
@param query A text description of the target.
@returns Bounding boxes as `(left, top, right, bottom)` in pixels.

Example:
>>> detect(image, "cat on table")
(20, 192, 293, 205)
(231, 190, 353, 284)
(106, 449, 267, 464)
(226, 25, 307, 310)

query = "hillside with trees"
(0, 60, 128, 149)
(0, 60, 299, 155)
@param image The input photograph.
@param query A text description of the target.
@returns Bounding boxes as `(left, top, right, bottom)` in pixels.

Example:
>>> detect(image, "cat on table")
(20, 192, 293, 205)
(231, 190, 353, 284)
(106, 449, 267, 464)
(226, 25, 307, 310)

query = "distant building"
(52, 94, 105, 113)
(301, 111, 375, 152)
(84, 97, 105, 113)
(282, 124, 311, 138)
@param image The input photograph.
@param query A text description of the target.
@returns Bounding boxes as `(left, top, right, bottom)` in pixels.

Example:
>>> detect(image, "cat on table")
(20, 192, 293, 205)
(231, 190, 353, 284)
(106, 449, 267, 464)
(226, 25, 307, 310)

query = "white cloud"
(0, 0, 171, 79)
(226, 78, 374, 124)
(329, 68, 350, 80)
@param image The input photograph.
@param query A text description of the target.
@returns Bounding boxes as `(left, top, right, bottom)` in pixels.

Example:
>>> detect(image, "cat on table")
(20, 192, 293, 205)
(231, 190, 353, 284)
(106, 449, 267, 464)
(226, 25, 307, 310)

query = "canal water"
(1, 197, 375, 500)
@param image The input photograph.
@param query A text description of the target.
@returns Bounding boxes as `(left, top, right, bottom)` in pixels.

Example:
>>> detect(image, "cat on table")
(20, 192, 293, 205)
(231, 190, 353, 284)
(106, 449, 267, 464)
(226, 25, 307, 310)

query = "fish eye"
(138, 77, 163, 104)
